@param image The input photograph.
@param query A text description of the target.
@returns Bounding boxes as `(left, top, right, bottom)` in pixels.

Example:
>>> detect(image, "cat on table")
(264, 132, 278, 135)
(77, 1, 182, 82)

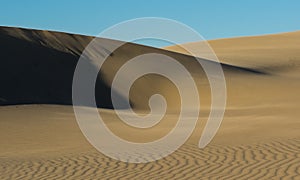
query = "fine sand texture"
(0, 27, 300, 179)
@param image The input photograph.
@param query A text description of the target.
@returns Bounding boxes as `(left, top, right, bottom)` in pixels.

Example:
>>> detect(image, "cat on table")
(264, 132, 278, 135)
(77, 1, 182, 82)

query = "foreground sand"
(0, 104, 299, 179)
(0, 27, 300, 179)
(1, 73, 300, 179)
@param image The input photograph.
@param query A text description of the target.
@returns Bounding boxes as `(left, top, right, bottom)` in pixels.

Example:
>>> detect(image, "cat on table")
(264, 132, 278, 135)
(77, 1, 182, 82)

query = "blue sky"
(1, 0, 299, 44)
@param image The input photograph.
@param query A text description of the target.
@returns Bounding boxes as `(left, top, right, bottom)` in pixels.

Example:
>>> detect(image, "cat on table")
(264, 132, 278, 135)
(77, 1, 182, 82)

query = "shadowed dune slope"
(0, 26, 261, 109)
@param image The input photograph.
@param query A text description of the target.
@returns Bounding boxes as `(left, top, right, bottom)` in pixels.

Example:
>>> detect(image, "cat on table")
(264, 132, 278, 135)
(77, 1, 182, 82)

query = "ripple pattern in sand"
(0, 139, 299, 180)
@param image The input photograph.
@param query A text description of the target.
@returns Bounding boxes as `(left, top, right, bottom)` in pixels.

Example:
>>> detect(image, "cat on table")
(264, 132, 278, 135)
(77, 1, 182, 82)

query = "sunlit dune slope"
(165, 31, 300, 77)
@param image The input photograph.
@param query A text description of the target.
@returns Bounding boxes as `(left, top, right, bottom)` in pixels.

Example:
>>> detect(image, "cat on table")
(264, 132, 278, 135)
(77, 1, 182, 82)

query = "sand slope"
(165, 31, 300, 77)
(0, 26, 257, 109)
(0, 27, 300, 179)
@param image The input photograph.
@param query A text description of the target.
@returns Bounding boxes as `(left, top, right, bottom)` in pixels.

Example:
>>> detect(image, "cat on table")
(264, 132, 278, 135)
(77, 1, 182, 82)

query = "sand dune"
(165, 31, 300, 77)
(0, 26, 262, 109)
(0, 27, 300, 179)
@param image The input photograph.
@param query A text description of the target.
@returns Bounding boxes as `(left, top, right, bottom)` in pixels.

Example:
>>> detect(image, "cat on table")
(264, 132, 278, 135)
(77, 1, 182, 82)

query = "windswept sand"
(0, 27, 299, 179)
(165, 31, 300, 77)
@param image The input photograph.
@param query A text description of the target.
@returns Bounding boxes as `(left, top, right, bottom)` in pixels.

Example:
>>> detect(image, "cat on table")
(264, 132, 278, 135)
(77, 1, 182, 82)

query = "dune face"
(1, 27, 300, 179)
(165, 31, 300, 77)
(0, 26, 256, 109)
(0, 27, 113, 107)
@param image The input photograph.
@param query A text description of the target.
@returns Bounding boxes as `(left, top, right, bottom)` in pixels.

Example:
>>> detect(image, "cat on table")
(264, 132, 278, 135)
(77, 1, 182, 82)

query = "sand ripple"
(1, 139, 299, 179)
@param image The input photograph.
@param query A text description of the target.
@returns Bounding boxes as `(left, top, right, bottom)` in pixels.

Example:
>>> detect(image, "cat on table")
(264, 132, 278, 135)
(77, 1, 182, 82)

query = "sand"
(0, 27, 299, 179)
(165, 31, 300, 77)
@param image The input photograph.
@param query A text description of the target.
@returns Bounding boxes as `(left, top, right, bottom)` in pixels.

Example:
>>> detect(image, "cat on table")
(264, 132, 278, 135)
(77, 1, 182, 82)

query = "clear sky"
(1, 0, 299, 43)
